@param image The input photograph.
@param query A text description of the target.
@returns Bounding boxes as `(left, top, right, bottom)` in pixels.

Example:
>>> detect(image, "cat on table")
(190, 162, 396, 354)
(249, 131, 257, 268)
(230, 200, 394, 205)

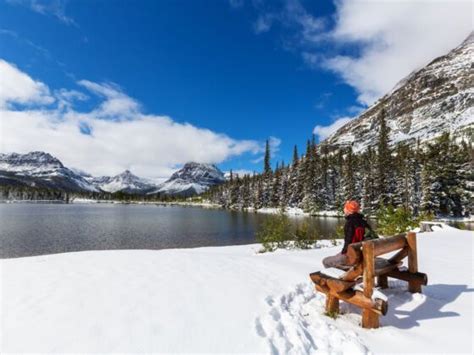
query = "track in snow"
(255, 282, 368, 355)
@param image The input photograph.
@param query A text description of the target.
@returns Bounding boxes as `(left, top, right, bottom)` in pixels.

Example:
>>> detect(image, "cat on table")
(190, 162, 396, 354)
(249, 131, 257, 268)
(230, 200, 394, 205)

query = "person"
(322, 200, 372, 269)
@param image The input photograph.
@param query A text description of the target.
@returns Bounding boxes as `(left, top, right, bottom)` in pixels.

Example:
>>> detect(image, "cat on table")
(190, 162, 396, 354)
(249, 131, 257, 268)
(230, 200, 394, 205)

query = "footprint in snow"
(255, 282, 369, 355)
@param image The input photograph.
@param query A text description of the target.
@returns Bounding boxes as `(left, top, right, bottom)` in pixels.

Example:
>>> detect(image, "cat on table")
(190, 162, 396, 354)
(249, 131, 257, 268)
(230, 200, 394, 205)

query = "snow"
(70, 197, 99, 203)
(92, 170, 157, 193)
(0, 151, 100, 192)
(247, 207, 343, 218)
(154, 178, 207, 195)
(320, 267, 347, 279)
(254, 207, 309, 216)
(150, 162, 226, 196)
(0, 226, 472, 353)
(325, 32, 474, 153)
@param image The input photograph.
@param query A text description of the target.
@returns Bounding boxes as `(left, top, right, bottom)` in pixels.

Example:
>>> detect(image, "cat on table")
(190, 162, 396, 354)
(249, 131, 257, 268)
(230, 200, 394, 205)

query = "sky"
(0, 0, 472, 180)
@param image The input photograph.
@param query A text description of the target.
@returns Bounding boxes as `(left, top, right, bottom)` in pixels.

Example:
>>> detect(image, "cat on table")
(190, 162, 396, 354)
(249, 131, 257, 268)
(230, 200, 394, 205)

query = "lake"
(0, 203, 345, 258)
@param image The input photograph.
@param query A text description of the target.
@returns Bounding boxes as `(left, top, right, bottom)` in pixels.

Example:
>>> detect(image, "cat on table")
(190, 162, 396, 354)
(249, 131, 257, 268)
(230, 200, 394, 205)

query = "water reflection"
(0, 204, 345, 258)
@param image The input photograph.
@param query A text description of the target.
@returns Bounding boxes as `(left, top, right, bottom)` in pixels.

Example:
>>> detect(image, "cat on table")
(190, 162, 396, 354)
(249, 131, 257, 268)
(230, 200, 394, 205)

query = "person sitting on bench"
(323, 200, 372, 269)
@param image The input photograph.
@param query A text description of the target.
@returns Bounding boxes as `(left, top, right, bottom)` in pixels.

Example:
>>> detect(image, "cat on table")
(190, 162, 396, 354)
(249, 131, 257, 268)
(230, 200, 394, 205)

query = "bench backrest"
(346, 232, 409, 266)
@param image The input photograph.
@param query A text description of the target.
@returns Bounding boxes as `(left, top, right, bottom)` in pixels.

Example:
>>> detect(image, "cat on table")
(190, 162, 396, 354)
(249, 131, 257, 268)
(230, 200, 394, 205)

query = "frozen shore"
(1, 226, 472, 353)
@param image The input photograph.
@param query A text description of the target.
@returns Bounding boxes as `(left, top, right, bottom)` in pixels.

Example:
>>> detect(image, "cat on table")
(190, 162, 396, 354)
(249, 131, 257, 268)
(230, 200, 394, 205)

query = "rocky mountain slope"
(0, 152, 98, 193)
(0, 151, 225, 197)
(150, 162, 226, 197)
(324, 32, 474, 151)
(88, 170, 156, 194)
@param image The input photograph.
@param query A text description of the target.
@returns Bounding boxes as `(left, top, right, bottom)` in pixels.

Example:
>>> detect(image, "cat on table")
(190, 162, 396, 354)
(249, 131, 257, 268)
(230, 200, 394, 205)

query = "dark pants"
(323, 253, 348, 268)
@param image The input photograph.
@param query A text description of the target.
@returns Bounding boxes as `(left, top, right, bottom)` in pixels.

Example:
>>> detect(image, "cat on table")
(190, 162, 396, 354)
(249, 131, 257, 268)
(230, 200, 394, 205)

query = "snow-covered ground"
(0, 226, 472, 353)
(254, 207, 342, 218)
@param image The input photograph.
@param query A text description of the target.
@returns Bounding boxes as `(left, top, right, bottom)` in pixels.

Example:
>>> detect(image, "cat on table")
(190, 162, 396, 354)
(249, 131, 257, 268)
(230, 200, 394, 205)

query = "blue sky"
(0, 0, 471, 179)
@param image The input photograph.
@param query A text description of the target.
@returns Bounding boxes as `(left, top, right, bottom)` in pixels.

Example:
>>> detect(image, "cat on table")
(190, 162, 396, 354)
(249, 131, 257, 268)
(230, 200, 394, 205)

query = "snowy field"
(0, 226, 472, 354)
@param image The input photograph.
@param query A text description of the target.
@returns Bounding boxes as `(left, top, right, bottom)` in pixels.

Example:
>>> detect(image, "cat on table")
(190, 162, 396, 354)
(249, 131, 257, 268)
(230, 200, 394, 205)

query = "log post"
(325, 295, 340, 315)
(407, 232, 422, 293)
(362, 241, 379, 328)
(377, 275, 389, 289)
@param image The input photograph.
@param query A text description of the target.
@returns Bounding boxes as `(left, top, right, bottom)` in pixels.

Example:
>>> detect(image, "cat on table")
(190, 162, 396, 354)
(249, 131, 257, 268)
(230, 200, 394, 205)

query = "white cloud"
(6, 0, 77, 26)
(268, 136, 281, 153)
(249, 0, 472, 106)
(55, 88, 88, 111)
(252, 0, 325, 40)
(313, 116, 353, 141)
(324, 0, 473, 105)
(0, 59, 54, 108)
(254, 14, 273, 34)
(78, 80, 140, 118)
(229, 0, 244, 9)
(251, 136, 281, 164)
(0, 59, 263, 179)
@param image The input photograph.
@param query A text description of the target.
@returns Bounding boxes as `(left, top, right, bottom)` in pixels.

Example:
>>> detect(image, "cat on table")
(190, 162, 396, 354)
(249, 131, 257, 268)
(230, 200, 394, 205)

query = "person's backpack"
(364, 227, 379, 240)
(352, 227, 365, 243)
(352, 225, 379, 243)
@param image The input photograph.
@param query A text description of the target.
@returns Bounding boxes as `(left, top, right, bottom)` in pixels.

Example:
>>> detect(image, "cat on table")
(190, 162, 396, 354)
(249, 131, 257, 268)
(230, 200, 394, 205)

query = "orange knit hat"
(344, 200, 360, 215)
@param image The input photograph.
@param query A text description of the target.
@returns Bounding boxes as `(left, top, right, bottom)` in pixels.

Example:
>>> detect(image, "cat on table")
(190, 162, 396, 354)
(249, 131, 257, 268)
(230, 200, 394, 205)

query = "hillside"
(324, 32, 473, 151)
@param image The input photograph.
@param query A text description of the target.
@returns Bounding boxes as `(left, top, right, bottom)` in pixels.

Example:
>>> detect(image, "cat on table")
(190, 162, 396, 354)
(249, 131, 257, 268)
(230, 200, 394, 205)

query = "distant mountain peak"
(150, 162, 225, 197)
(0, 151, 64, 169)
(91, 169, 155, 194)
(0, 151, 98, 192)
(0, 153, 226, 197)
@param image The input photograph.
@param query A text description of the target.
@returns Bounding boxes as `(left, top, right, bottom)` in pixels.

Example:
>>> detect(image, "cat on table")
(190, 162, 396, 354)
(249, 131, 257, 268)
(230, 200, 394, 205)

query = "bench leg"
(377, 275, 388, 289)
(408, 280, 422, 293)
(325, 295, 339, 314)
(362, 309, 380, 329)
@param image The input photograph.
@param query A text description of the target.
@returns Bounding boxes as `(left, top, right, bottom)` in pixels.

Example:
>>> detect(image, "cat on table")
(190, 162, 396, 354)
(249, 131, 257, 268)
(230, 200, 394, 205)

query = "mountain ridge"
(323, 31, 473, 151)
(0, 151, 225, 197)
(149, 162, 226, 197)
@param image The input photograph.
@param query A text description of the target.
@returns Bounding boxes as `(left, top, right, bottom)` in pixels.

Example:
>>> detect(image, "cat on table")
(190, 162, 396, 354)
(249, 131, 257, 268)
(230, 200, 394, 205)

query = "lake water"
(0, 203, 344, 258)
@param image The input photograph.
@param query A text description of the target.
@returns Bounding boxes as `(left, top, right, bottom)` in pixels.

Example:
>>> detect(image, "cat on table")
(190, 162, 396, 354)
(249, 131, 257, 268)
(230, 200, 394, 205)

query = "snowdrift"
(0, 226, 472, 353)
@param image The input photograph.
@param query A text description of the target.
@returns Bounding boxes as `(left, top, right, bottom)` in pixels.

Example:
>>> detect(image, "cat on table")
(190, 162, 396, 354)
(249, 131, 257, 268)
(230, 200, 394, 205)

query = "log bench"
(309, 232, 428, 329)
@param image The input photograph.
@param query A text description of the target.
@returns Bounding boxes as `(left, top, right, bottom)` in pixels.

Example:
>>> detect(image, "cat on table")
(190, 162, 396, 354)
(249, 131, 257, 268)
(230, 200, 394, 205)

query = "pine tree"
(361, 147, 376, 214)
(271, 167, 281, 207)
(279, 165, 289, 207)
(375, 108, 392, 206)
(393, 143, 411, 210)
(343, 147, 356, 200)
(264, 139, 272, 176)
(289, 145, 302, 206)
(292, 145, 299, 168)
(319, 144, 330, 210)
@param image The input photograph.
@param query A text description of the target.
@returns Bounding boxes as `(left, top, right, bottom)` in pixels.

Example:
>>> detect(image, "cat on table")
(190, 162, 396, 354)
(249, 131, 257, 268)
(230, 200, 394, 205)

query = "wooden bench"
(309, 232, 428, 328)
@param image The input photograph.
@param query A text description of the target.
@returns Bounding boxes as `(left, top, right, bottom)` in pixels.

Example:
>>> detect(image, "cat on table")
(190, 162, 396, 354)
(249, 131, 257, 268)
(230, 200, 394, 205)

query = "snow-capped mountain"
(0, 152, 225, 197)
(150, 162, 226, 196)
(90, 170, 157, 194)
(324, 32, 474, 151)
(0, 151, 99, 192)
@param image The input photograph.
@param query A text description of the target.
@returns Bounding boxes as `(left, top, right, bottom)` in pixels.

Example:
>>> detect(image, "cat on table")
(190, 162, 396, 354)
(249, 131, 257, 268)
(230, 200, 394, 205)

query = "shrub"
(335, 223, 345, 238)
(293, 221, 318, 249)
(256, 215, 322, 252)
(256, 213, 292, 252)
(449, 221, 467, 230)
(376, 205, 419, 236)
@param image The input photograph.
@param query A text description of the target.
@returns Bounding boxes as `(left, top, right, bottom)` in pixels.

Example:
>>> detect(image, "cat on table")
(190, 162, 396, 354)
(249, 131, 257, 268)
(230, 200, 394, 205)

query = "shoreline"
(2, 198, 474, 222)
